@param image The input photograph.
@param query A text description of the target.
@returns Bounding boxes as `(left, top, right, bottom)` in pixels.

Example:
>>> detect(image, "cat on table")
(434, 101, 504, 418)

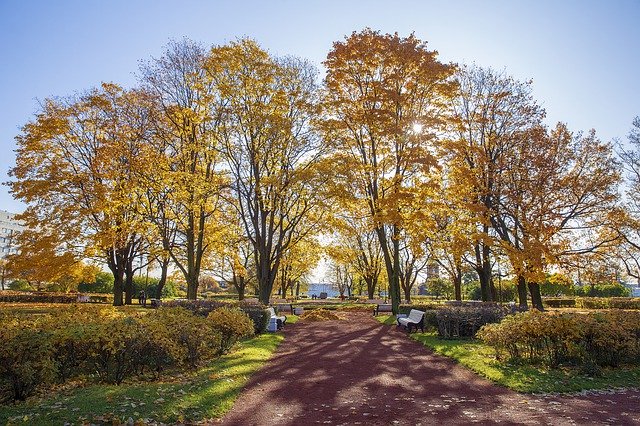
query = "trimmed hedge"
(0, 304, 255, 402)
(0, 291, 77, 304)
(0, 291, 113, 304)
(398, 303, 445, 314)
(543, 297, 640, 310)
(159, 299, 270, 334)
(436, 305, 506, 339)
(478, 310, 640, 370)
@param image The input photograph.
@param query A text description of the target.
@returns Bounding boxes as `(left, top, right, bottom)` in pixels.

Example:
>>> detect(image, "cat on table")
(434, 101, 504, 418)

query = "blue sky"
(1, 0, 638, 213)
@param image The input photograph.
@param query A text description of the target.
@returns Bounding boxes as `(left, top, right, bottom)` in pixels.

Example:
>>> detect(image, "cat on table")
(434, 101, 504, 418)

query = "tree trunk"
(366, 277, 376, 299)
(112, 272, 124, 306)
(528, 281, 544, 311)
(124, 265, 134, 305)
(155, 259, 169, 300)
(186, 275, 198, 300)
(235, 276, 246, 301)
(517, 275, 529, 310)
(107, 247, 126, 306)
(454, 275, 462, 301)
(402, 281, 412, 303)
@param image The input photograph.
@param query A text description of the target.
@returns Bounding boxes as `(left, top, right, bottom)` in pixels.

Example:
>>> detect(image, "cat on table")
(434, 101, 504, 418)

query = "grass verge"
(0, 333, 284, 425)
(375, 314, 640, 394)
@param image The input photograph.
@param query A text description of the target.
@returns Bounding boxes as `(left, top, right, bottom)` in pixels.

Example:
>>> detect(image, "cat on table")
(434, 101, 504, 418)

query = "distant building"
(0, 210, 23, 258)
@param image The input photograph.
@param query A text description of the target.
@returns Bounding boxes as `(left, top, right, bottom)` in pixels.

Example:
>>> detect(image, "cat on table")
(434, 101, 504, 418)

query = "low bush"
(398, 303, 445, 315)
(208, 307, 254, 354)
(161, 299, 227, 316)
(543, 298, 577, 308)
(0, 319, 55, 402)
(543, 297, 640, 310)
(0, 291, 77, 304)
(144, 307, 221, 368)
(161, 299, 269, 334)
(422, 310, 439, 330)
(436, 305, 506, 339)
(478, 310, 640, 369)
(238, 302, 270, 334)
(0, 303, 253, 401)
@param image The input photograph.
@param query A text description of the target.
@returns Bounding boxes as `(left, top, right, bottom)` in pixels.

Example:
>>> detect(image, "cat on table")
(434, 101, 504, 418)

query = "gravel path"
(221, 312, 640, 425)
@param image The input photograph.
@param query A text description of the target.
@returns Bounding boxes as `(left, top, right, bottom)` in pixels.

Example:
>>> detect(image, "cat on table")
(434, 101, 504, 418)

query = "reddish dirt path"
(221, 312, 640, 425)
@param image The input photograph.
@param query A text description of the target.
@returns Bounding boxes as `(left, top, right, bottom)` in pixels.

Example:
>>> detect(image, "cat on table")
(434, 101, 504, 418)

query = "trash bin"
(267, 317, 279, 332)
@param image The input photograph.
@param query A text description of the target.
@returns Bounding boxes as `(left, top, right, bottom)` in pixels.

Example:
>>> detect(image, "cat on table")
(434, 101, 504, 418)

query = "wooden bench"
(275, 303, 293, 314)
(397, 309, 425, 333)
(373, 303, 393, 316)
(267, 307, 287, 331)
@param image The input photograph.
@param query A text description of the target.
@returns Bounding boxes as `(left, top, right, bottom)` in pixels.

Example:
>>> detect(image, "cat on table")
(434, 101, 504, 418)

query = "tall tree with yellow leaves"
(446, 65, 545, 303)
(10, 83, 150, 305)
(322, 29, 456, 313)
(496, 123, 620, 309)
(139, 39, 227, 300)
(204, 39, 329, 305)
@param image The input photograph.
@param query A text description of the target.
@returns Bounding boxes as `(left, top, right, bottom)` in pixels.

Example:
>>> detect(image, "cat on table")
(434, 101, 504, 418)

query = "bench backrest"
(378, 304, 393, 311)
(408, 309, 425, 322)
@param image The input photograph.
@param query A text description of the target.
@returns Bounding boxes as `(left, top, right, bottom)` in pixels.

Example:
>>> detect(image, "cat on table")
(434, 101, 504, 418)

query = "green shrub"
(7, 280, 31, 291)
(436, 305, 506, 339)
(238, 302, 270, 334)
(87, 316, 147, 384)
(575, 283, 631, 297)
(0, 319, 56, 402)
(145, 307, 221, 368)
(543, 298, 577, 308)
(77, 271, 114, 293)
(208, 307, 255, 354)
(478, 310, 640, 368)
(398, 303, 445, 315)
(0, 291, 77, 303)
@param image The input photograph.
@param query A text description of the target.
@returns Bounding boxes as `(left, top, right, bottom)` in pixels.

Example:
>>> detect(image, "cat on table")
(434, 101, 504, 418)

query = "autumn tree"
(496, 123, 620, 309)
(615, 117, 640, 281)
(204, 39, 328, 305)
(4, 228, 97, 291)
(10, 83, 150, 305)
(212, 213, 256, 300)
(139, 39, 227, 300)
(328, 209, 384, 299)
(322, 29, 456, 314)
(445, 65, 545, 304)
(398, 236, 429, 302)
(277, 237, 321, 298)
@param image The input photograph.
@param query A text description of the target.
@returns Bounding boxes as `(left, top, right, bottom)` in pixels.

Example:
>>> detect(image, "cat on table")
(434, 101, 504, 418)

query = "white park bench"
(267, 307, 287, 332)
(397, 309, 425, 333)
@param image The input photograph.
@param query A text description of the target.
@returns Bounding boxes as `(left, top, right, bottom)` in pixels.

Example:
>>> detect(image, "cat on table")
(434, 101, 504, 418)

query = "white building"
(0, 210, 24, 258)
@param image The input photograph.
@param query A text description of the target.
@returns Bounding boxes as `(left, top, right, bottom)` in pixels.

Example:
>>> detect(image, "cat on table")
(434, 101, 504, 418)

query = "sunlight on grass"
(0, 334, 284, 425)
(374, 314, 397, 325)
(375, 315, 640, 394)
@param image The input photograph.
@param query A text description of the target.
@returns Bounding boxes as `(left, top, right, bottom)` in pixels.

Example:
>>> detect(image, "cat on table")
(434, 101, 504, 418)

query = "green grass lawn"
(0, 333, 283, 425)
(375, 315, 640, 393)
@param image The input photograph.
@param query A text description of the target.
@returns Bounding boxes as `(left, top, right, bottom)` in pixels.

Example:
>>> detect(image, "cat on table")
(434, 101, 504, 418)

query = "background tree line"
(8, 30, 640, 312)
